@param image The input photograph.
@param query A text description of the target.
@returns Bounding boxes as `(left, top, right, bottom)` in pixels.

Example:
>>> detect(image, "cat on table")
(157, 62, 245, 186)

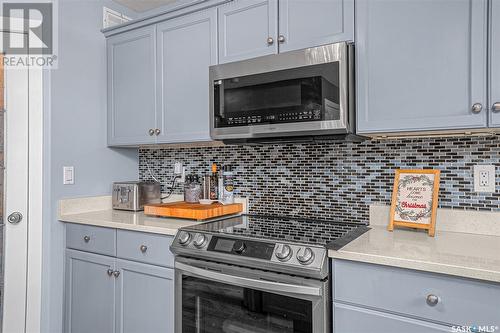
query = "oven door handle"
(176, 262, 323, 297)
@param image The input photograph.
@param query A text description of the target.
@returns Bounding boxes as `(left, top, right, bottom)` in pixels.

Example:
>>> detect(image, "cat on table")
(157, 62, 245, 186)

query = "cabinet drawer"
(333, 260, 500, 327)
(116, 230, 174, 267)
(334, 303, 450, 333)
(66, 224, 116, 256)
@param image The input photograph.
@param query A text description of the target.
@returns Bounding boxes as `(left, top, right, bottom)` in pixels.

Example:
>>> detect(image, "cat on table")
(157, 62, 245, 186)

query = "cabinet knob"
(426, 294, 439, 307)
(471, 103, 483, 114)
(278, 35, 286, 43)
(148, 129, 155, 136)
(83, 235, 90, 243)
(267, 37, 274, 45)
(113, 270, 120, 278)
(492, 102, 500, 113)
(107, 268, 114, 276)
(140, 245, 148, 253)
(155, 128, 161, 136)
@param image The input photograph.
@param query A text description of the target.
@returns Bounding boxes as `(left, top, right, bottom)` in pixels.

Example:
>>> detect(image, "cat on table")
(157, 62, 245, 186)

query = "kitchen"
(0, 0, 499, 332)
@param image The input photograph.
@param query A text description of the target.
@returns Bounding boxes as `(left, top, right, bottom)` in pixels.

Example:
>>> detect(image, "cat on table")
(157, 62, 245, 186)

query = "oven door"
(175, 257, 329, 333)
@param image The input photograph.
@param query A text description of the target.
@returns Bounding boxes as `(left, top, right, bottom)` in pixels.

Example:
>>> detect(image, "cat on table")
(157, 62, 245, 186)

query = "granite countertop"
(328, 225, 500, 284)
(59, 209, 205, 236)
(58, 195, 247, 236)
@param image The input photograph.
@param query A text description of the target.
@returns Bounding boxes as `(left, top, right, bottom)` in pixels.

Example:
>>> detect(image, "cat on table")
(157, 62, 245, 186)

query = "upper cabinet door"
(278, 0, 354, 53)
(356, 0, 488, 134)
(218, 0, 278, 64)
(156, 9, 217, 143)
(490, 0, 500, 127)
(107, 26, 157, 146)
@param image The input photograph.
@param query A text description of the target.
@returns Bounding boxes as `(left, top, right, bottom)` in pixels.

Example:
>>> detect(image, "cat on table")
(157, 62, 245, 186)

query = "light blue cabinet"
(218, 0, 278, 64)
(64, 224, 175, 333)
(66, 223, 116, 256)
(107, 26, 157, 146)
(116, 229, 174, 267)
(334, 303, 450, 333)
(218, 0, 354, 64)
(332, 260, 500, 333)
(490, 0, 500, 127)
(107, 10, 216, 146)
(156, 9, 217, 143)
(115, 259, 174, 333)
(356, 0, 489, 134)
(278, 0, 354, 53)
(64, 250, 115, 333)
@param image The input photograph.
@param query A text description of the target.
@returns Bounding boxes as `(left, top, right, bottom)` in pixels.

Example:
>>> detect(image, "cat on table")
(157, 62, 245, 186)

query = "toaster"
(112, 181, 161, 211)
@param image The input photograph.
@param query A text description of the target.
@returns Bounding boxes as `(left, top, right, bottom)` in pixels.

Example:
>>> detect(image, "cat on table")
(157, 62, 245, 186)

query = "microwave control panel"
(225, 110, 322, 126)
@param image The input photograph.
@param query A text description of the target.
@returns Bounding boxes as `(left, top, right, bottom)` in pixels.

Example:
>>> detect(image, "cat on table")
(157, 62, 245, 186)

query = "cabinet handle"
(492, 102, 500, 113)
(267, 37, 274, 45)
(148, 129, 155, 136)
(107, 269, 114, 276)
(140, 245, 148, 253)
(471, 103, 483, 114)
(155, 128, 161, 136)
(113, 270, 120, 278)
(278, 35, 286, 43)
(83, 236, 90, 243)
(426, 294, 439, 307)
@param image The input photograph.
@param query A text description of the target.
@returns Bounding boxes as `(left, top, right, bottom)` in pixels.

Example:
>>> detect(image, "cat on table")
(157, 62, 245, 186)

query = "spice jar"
(184, 175, 201, 203)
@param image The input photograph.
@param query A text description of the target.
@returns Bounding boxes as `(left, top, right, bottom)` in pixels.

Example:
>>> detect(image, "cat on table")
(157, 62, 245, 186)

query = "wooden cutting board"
(144, 201, 243, 220)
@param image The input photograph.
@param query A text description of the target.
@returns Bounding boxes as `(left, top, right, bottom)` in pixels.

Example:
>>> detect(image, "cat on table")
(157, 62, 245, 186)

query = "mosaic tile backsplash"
(139, 136, 500, 225)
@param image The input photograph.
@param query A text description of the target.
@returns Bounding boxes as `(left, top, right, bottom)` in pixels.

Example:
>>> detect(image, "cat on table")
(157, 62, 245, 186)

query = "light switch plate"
(473, 165, 495, 193)
(63, 166, 74, 185)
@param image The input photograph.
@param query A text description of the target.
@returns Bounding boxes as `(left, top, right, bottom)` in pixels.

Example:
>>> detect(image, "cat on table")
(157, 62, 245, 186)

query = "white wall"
(42, 1, 139, 332)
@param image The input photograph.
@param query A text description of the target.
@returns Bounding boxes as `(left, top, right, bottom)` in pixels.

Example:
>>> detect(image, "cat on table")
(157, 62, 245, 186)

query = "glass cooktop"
(183, 214, 369, 248)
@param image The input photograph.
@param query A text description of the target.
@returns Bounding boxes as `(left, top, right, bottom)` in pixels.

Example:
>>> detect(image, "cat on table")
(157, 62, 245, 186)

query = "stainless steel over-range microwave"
(209, 42, 357, 143)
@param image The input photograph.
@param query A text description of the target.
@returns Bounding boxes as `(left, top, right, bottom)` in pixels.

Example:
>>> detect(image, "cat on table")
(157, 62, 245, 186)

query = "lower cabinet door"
(115, 259, 175, 333)
(334, 303, 451, 333)
(65, 250, 116, 333)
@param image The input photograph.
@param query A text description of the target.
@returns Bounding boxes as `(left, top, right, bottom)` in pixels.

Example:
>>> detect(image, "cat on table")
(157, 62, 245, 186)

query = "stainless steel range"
(170, 214, 369, 333)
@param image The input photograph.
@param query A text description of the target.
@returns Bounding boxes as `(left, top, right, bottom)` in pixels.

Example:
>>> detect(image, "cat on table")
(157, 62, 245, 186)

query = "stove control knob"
(297, 247, 315, 265)
(178, 231, 192, 246)
(275, 244, 293, 261)
(193, 234, 207, 248)
(233, 240, 246, 254)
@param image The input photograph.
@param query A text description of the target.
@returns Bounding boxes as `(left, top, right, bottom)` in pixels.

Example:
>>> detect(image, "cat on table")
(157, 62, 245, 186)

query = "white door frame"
(26, 52, 44, 333)
(1, 18, 44, 333)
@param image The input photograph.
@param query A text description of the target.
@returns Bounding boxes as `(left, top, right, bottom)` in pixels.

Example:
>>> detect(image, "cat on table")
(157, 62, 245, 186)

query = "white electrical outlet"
(474, 165, 496, 193)
(174, 162, 183, 175)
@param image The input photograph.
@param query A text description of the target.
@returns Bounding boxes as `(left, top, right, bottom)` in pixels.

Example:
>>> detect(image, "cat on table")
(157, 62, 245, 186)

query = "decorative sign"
(388, 169, 440, 237)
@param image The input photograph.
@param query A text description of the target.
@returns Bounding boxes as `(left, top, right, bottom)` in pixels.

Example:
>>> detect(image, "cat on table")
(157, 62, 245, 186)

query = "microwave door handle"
(214, 79, 225, 118)
(175, 262, 322, 297)
(219, 81, 225, 118)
